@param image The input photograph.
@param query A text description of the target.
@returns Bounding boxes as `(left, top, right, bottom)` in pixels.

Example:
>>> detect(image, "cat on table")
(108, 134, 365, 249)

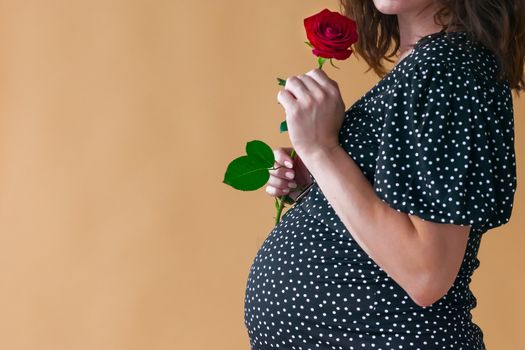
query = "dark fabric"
(244, 30, 515, 350)
(373, 50, 515, 231)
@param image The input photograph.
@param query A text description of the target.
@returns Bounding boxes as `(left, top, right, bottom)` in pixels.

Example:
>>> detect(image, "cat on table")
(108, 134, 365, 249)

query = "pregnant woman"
(244, 0, 524, 349)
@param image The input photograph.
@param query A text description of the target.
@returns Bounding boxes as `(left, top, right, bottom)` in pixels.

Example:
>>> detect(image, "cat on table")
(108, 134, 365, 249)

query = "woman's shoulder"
(406, 31, 502, 83)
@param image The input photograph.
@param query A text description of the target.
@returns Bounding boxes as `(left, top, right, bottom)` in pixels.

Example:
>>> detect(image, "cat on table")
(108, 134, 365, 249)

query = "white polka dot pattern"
(244, 30, 515, 350)
(373, 41, 516, 231)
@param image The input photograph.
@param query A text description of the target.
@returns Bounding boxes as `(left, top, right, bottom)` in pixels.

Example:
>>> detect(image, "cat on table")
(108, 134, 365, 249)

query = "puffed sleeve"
(373, 59, 516, 231)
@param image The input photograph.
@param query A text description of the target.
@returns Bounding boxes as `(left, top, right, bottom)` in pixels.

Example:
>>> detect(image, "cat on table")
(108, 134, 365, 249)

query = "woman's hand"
(277, 68, 345, 160)
(265, 147, 313, 200)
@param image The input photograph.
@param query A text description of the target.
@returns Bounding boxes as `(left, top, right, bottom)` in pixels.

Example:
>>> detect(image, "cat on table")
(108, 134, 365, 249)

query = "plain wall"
(0, 1, 522, 349)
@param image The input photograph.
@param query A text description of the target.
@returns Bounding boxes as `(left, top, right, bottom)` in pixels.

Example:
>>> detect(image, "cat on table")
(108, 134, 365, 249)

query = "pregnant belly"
(243, 204, 484, 349)
(243, 205, 384, 345)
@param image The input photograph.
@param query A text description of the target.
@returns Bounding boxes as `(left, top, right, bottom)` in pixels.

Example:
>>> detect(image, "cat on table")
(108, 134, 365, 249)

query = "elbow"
(410, 290, 444, 308)
(407, 272, 453, 308)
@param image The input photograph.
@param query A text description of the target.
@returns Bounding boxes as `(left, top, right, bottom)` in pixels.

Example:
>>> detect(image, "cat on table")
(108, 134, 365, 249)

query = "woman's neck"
(396, 4, 445, 60)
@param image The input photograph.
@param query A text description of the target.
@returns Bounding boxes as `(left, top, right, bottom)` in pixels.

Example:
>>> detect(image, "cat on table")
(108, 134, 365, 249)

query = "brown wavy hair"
(339, 0, 525, 94)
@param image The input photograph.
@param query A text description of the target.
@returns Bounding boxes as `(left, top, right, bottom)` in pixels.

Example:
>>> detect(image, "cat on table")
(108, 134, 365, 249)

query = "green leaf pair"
(223, 140, 275, 191)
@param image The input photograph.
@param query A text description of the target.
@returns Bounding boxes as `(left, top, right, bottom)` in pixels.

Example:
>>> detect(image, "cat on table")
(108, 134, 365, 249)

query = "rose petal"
(312, 48, 353, 60)
(304, 8, 358, 61)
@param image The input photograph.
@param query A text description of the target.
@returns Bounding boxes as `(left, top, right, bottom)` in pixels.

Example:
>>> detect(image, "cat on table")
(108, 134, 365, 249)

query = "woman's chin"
(372, 0, 403, 15)
(372, 0, 431, 16)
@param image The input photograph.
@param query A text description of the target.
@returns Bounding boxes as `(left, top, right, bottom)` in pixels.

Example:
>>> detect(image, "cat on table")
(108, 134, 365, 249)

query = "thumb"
(273, 147, 295, 169)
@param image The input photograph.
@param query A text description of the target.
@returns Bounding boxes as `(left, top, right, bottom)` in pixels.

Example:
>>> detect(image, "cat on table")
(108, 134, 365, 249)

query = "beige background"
(0, 1, 522, 349)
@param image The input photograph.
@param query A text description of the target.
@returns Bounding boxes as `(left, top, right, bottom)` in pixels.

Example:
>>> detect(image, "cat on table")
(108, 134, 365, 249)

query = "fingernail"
(285, 171, 294, 179)
(284, 161, 293, 168)
(283, 188, 290, 194)
(288, 182, 297, 188)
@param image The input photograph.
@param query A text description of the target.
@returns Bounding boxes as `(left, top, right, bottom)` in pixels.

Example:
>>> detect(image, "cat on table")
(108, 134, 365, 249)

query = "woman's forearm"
(299, 145, 441, 305)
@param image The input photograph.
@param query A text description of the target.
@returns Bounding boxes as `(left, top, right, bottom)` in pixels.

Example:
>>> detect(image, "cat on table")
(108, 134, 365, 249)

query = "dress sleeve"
(373, 59, 516, 231)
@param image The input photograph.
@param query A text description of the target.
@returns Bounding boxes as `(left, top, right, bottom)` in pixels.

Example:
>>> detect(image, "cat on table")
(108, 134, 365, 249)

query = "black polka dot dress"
(244, 30, 516, 350)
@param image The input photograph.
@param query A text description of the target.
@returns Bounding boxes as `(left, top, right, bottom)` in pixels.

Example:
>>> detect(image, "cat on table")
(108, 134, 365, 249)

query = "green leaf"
(275, 197, 280, 210)
(329, 58, 340, 69)
(277, 77, 286, 86)
(317, 57, 327, 70)
(279, 120, 288, 133)
(245, 140, 274, 168)
(223, 140, 275, 191)
(223, 155, 271, 191)
(304, 41, 313, 48)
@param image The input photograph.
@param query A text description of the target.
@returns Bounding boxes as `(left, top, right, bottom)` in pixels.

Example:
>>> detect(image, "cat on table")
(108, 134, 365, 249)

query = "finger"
(273, 148, 294, 169)
(297, 74, 325, 98)
(267, 174, 297, 190)
(269, 164, 295, 180)
(284, 76, 310, 100)
(305, 68, 338, 92)
(277, 89, 296, 110)
(265, 185, 290, 197)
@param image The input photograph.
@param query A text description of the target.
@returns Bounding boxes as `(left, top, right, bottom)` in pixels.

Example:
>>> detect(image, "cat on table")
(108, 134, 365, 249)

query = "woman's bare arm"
(301, 144, 470, 308)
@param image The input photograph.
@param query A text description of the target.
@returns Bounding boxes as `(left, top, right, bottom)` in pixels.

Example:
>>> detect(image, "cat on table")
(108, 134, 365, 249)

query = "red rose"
(304, 8, 358, 60)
